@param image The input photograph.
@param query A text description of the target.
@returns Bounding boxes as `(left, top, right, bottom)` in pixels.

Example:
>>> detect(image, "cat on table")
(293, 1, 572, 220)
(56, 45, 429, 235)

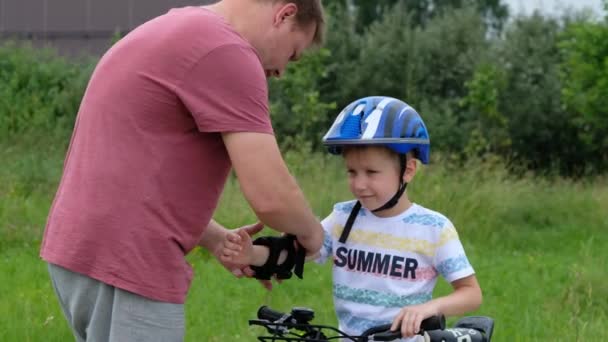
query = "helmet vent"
(340, 110, 362, 138)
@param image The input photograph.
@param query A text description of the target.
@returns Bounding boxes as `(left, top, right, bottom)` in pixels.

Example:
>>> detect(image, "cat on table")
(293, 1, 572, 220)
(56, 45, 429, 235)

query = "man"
(40, 0, 325, 341)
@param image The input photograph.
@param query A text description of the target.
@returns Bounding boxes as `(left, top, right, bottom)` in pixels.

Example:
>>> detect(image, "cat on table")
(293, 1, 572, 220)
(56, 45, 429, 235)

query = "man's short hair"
(264, 0, 326, 47)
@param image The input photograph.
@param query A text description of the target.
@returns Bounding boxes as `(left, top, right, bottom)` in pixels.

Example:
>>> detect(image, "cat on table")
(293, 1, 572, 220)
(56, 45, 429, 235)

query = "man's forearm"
(254, 192, 323, 254)
(221, 132, 323, 253)
(198, 219, 228, 252)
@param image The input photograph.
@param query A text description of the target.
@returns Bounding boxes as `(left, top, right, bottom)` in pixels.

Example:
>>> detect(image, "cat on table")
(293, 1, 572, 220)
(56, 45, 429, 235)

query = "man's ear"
(403, 157, 417, 183)
(273, 2, 298, 26)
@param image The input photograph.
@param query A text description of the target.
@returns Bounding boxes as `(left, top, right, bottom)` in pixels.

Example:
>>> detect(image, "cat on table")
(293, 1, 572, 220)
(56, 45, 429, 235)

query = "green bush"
(0, 42, 92, 139)
(2, 3, 608, 176)
(269, 48, 336, 150)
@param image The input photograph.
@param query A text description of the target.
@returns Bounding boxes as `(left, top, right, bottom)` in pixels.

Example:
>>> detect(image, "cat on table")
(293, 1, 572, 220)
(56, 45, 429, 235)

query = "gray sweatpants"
(48, 263, 185, 342)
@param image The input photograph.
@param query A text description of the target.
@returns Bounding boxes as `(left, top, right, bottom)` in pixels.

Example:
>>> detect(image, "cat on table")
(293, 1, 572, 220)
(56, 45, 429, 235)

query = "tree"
(268, 48, 336, 150)
(324, 0, 509, 32)
(559, 17, 608, 174)
(493, 14, 582, 175)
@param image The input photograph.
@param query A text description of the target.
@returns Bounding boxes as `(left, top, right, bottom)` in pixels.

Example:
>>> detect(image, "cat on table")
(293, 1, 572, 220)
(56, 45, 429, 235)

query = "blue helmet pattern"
(322, 96, 430, 164)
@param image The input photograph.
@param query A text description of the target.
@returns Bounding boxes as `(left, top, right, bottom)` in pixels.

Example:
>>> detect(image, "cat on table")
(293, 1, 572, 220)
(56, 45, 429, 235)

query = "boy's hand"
(207, 222, 276, 290)
(220, 229, 254, 265)
(391, 303, 439, 338)
(210, 221, 261, 277)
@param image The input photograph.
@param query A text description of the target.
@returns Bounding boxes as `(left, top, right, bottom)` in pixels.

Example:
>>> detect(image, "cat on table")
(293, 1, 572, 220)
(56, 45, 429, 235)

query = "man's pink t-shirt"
(40, 7, 273, 303)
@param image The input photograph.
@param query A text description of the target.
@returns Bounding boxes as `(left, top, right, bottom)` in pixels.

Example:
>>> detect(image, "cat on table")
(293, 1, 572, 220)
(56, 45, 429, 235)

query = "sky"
(503, 0, 606, 17)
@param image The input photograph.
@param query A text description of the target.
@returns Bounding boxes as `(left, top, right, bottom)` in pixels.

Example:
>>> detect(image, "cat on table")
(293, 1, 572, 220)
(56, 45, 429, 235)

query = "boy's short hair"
(261, 0, 326, 46)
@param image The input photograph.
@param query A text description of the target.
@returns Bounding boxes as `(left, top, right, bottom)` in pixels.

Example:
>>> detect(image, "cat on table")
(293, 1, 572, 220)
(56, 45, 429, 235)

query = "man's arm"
(222, 132, 323, 253)
(197, 219, 230, 252)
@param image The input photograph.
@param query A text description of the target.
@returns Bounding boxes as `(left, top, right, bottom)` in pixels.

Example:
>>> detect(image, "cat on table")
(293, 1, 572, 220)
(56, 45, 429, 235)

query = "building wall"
(0, 0, 214, 57)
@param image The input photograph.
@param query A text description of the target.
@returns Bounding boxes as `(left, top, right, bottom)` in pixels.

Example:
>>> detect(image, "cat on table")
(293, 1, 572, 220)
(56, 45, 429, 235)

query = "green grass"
(1, 137, 607, 341)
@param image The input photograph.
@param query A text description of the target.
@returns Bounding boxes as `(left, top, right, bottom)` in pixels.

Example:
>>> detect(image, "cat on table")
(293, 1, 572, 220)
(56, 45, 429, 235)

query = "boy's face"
(343, 146, 403, 212)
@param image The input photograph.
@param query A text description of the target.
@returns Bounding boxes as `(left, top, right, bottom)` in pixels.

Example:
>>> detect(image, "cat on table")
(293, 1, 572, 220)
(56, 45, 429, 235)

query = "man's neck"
(204, 0, 265, 45)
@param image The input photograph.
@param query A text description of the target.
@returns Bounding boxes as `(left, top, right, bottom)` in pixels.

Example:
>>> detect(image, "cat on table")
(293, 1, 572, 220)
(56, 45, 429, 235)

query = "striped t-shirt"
(316, 200, 475, 341)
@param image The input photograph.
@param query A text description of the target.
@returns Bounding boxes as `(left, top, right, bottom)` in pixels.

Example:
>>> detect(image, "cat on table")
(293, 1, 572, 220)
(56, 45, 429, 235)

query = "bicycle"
(249, 305, 494, 342)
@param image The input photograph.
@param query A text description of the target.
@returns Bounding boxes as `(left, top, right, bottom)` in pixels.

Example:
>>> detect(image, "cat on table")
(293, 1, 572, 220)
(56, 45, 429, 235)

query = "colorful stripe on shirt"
(331, 227, 458, 257)
(402, 213, 447, 228)
(335, 308, 391, 333)
(334, 284, 432, 308)
(436, 255, 472, 278)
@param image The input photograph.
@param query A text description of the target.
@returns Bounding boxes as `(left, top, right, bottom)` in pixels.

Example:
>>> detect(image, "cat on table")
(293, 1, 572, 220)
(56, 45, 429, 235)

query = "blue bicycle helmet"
(323, 97, 431, 241)
(322, 96, 430, 164)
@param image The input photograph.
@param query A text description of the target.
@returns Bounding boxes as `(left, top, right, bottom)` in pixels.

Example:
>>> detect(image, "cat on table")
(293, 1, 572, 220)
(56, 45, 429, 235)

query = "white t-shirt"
(316, 200, 475, 341)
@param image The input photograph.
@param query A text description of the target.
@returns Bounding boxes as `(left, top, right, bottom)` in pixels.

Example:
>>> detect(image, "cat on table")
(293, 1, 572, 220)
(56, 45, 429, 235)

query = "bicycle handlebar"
(258, 306, 287, 322)
(361, 315, 445, 341)
(251, 306, 493, 342)
(256, 305, 445, 341)
(258, 305, 317, 326)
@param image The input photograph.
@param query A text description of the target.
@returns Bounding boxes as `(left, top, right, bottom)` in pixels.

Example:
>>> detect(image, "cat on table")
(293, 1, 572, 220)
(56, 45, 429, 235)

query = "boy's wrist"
(250, 246, 288, 267)
(250, 246, 270, 266)
(426, 299, 443, 316)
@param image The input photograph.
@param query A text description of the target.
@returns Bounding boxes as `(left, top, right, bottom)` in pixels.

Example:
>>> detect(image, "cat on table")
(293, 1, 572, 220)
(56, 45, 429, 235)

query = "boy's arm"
(220, 230, 294, 266)
(430, 274, 482, 316)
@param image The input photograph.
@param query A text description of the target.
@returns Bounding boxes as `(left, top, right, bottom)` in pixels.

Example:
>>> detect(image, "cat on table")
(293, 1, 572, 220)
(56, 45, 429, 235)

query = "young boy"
(221, 96, 482, 341)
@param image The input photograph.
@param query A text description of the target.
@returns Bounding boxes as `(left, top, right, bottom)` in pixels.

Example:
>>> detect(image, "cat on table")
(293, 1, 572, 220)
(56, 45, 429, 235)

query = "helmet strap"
(372, 154, 408, 213)
(338, 201, 361, 244)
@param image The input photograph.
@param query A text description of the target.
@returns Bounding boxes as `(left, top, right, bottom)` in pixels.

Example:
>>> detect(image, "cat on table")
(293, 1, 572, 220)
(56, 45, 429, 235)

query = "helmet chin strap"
(371, 181, 407, 212)
(339, 154, 408, 244)
(372, 154, 408, 213)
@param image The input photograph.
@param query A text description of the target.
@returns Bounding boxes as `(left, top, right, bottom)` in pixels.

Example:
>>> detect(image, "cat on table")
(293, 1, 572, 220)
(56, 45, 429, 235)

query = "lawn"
(1, 137, 606, 341)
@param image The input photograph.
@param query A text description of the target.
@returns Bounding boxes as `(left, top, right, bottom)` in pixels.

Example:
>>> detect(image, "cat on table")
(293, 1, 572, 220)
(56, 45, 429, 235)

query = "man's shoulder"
(160, 7, 253, 52)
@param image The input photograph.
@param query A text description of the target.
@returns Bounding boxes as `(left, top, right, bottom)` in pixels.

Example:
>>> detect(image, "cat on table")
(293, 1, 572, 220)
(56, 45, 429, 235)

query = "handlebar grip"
(362, 315, 446, 341)
(257, 306, 287, 322)
(421, 314, 446, 331)
(373, 329, 402, 341)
